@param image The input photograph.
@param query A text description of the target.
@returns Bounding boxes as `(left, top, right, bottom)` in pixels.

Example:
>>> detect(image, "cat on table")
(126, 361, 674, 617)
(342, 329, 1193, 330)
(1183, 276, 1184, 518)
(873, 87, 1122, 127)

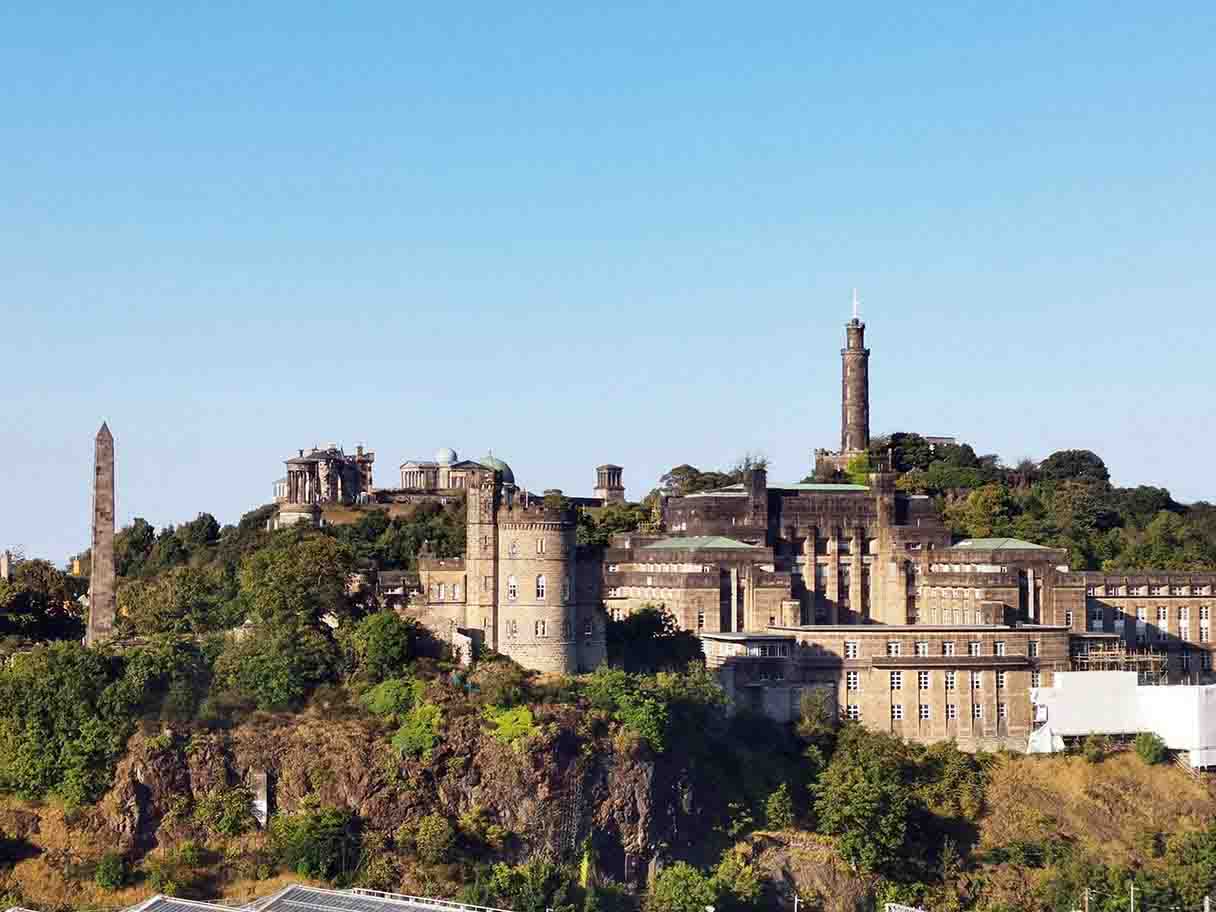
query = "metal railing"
(347, 890, 514, 912)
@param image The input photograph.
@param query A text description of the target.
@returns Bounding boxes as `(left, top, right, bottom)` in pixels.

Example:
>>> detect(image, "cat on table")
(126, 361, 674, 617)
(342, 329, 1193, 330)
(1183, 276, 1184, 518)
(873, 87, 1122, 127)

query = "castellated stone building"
(408, 466, 606, 673)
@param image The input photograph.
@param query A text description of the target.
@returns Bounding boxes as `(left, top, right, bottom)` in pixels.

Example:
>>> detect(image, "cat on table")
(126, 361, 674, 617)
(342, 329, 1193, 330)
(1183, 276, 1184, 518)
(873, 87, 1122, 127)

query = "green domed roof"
(478, 454, 515, 484)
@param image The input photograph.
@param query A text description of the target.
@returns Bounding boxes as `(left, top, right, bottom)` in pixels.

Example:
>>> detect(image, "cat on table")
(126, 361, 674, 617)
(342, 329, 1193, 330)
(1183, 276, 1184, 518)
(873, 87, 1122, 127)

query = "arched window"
(536, 575, 547, 600)
(508, 575, 518, 601)
(508, 541, 519, 557)
(535, 619, 547, 637)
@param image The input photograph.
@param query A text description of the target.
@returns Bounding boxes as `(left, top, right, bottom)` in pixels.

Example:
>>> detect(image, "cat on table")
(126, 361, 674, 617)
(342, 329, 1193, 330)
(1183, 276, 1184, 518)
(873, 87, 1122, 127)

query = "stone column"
(826, 530, 840, 625)
(851, 527, 864, 621)
(803, 528, 817, 624)
(86, 423, 117, 647)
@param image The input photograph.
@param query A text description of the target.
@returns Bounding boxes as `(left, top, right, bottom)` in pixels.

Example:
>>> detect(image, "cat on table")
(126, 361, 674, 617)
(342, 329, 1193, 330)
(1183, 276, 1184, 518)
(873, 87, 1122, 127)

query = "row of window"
(1091, 605, 1212, 623)
(505, 539, 554, 557)
(430, 582, 462, 601)
(505, 575, 571, 602)
(843, 703, 1009, 722)
(845, 640, 1038, 658)
(1088, 584, 1214, 597)
(501, 618, 596, 639)
(878, 669, 1025, 691)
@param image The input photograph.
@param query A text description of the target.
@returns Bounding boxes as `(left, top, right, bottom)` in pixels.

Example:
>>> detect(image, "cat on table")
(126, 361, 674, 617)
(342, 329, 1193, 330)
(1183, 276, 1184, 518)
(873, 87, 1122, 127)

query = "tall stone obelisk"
(86, 422, 117, 646)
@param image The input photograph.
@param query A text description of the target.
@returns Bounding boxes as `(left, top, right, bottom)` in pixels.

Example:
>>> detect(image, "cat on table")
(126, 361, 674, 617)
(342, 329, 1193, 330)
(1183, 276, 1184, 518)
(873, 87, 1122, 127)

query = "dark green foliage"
(576, 502, 651, 546)
(270, 806, 362, 883)
(814, 726, 912, 873)
(1134, 732, 1168, 765)
(328, 501, 466, 570)
(764, 783, 794, 829)
(94, 852, 126, 890)
(606, 605, 703, 673)
(213, 624, 338, 710)
(350, 611, 417, 682)
(0, 559, 86, 641)
(192, 786, 256, 837)
(117, 565, 236, 636)
(0, 643, 128, 805)
(238, 534, 356, 628)
(584, 665, 726, 753)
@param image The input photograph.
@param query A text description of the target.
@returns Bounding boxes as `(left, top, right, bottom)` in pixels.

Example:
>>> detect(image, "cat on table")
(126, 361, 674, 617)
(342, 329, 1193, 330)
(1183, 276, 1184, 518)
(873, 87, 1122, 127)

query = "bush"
(361, 677, 424, 719)
(270, 806, 362, 883)
(1082, 733, 1111, 763)
(764, 783, 794, 830)
(484, 705, 537, 747)
(415, 813, 455, 864)
(1134, 731, 1168, 765)
(193, 786, 256, 837)
(95, 852, 126, 890)
(176, 839, 204, 867)
(351, 612, 417, 682)
(647, 861, 716, 912)
(213, 624, 338, 710)
(391, 703, 443, 758)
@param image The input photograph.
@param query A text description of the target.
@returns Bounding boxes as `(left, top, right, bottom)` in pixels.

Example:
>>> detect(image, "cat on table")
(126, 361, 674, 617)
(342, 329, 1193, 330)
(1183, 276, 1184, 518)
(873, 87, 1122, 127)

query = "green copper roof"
(951, 537, 1052, 551)
(773, 483, 869, 492)
(642, 536, 759, 551)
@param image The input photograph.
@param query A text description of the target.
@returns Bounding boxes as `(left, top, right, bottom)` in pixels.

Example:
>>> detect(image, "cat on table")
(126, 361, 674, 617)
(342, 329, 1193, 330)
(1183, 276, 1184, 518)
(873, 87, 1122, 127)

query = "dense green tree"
(270, 805, 362, 882)
(239, 534, 355, 627)
(0, 559, 85, 640)
(1037, 449, 1110, 485)
(114, 517, 156, 576)
(647, 862, 717, 912)
(606, 604, 703, 673)
(213, 624, 338, 710)
(116, 565, 235, 636)
(349, 611, 417, 682)
(814, 726, 912, 874)
(576, 502, 651, 546)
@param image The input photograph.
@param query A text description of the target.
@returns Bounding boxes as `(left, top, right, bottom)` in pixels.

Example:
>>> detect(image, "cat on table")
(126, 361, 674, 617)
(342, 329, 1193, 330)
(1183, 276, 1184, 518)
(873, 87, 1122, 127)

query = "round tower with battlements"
(496, 493, 578, 673)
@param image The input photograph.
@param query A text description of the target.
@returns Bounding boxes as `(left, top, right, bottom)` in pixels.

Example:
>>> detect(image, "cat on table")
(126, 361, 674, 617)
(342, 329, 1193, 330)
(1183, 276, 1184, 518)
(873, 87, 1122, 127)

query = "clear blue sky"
(2, 2, 1214, 562)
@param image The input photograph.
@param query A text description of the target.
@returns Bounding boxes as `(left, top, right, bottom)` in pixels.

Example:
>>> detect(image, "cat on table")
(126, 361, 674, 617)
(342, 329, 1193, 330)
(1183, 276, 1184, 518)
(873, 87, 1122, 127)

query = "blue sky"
(2, 2, 1214, 562)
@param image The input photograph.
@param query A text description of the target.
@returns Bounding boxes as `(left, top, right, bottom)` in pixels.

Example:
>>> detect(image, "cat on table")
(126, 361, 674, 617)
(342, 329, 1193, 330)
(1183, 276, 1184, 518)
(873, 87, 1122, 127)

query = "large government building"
(270, 309, 1216, 751)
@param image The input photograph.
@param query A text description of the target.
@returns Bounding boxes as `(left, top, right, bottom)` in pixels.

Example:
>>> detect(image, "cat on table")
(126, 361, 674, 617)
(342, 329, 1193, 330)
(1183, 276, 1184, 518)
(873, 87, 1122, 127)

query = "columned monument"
(86, 422, 117, 646)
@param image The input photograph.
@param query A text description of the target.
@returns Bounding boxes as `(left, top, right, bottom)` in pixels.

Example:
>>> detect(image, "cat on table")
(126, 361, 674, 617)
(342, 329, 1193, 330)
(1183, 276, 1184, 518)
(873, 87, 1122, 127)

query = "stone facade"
(86, 422, 117, 647)
(408, 468, 606, 674)
(594, 465, 626, 504)
(283, 444, 374, 506)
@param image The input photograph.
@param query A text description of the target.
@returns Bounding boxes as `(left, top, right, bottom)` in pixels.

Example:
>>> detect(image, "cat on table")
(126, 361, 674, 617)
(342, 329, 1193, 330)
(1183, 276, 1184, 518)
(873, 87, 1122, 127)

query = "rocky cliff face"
(94, 703, 707, 882)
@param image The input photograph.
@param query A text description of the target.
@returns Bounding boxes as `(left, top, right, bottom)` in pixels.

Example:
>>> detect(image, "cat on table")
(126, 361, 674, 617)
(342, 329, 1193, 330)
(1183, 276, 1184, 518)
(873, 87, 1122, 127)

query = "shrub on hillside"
(647, 862, 716, 912)
(765, 783, 794, 830)
(391, 703, 443, 758)
(484, 705, 536, 747)
(415, 813, 455, 864)
(94, 852, 126, 890)
(1134, 732, 1168, 765)
(351, 612, 417, 682)
(270, 805, 362, 883)
(1082, 734, 1111, 763)
(193, 786, 256, 837)
(213, 624, 337, 710)
(361, 676, 424, 719)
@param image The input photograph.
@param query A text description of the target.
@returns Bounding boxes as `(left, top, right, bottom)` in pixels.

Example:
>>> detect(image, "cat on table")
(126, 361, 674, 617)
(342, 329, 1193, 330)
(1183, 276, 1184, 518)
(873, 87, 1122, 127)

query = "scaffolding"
(1071, 644, 1168, 684)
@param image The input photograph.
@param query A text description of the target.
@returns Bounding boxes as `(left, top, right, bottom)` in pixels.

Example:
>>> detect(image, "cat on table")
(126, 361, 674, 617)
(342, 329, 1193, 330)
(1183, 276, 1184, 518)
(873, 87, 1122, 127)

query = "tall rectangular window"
(891, 704, 904, 721)
(846, 671, 859, 690)
(917, 671, 930, 690)
(846, 704, 860, 721)
(996, 671, 1007, 690)
(968, 641, 981, 656)
(890, 671, 902, 691)
(1028, 641, 1039, 657)
(915, 641, 929, 657)
(942, 641, 956, 656)
(886, 641, 900, 657)
(845, 641, 859, 659)
(1031, 671, 1042, 688)
(972, 703, 984, 720)
(946, 703, 958, 721)
(994, 641, 1006, 656)
(918, 704, 931, 720)
(945, 671, 956, 691)
(971, 671, 982, 690)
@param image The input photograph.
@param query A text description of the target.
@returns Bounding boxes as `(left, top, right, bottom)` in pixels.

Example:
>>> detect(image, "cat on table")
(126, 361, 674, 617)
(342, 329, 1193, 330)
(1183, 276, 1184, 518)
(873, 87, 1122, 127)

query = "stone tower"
(496, 493, 578, 674)
(593, 464, 625, 503)
(840, 310, 870, 455)
(465, 466, 501, 651)
(86, 422, 117, 646)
